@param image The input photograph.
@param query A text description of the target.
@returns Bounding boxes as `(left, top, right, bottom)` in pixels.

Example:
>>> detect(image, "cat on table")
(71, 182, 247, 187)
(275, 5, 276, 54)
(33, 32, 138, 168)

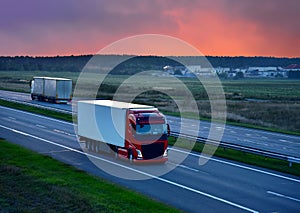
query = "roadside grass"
(168, 136, 300, 177)
(0, 139, 179, 212)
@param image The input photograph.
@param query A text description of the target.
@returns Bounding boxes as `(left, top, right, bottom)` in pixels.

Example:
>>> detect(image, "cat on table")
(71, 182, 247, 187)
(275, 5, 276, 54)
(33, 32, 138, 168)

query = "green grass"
(168, 136, 300, 177)
(0, 139, 180, 212)
(221, 79, 300, 101)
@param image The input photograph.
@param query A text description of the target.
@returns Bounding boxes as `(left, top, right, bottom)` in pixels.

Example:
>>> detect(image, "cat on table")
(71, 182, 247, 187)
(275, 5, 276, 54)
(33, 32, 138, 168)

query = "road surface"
(0, 105, 300, 212)
(1, 90, 300, 158)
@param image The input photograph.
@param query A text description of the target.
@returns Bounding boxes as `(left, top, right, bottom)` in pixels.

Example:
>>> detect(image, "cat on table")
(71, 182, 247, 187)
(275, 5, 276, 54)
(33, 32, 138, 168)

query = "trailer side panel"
(77, 101, 127, 147)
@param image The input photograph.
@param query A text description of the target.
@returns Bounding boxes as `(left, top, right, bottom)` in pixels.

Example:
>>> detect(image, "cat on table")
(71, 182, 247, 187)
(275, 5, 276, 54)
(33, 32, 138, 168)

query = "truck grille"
(141, 143, 164, 160)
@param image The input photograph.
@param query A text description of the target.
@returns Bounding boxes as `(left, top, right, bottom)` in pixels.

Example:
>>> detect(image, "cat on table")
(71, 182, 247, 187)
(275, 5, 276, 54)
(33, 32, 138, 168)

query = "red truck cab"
(117, 109, 168, 163)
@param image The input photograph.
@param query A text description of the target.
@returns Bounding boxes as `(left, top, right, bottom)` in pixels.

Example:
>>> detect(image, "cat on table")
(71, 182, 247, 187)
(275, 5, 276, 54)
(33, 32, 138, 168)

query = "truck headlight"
(137, 149, 143, 158)
(163, 149, 168, 157)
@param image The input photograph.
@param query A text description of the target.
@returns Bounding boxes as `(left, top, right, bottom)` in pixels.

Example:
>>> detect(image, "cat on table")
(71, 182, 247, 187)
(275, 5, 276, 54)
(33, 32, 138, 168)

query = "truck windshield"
(135, 124, 167, 135)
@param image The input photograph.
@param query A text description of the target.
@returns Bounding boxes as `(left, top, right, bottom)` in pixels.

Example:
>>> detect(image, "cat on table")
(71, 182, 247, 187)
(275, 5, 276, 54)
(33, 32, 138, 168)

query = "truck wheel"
(128, 148, 133, 163)
(114, 148, 119, 159)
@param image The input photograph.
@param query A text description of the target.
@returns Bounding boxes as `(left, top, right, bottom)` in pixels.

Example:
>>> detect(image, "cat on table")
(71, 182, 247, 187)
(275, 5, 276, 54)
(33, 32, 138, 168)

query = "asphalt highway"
(1, 90, 300, 158)
(1, 105, 300, 212)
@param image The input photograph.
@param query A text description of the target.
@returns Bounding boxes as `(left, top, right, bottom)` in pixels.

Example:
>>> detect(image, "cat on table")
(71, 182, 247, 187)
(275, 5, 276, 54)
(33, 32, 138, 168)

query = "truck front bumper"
(133, 157, 168, 164)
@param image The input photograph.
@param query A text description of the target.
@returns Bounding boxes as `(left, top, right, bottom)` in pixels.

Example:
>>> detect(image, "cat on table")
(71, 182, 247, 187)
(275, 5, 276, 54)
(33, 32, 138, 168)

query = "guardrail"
(2, 96, 300, 166)
(170, 132, 300, 167)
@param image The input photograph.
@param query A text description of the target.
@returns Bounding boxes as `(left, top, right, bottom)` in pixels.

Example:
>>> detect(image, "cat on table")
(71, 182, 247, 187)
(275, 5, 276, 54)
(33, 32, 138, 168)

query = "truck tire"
(128, 148, 133, 163)
(114, 147, 119, 159)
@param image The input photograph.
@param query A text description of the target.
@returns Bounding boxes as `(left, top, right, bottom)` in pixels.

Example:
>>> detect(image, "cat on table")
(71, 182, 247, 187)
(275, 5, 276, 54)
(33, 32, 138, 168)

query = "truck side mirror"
(167, 123, 170, 137)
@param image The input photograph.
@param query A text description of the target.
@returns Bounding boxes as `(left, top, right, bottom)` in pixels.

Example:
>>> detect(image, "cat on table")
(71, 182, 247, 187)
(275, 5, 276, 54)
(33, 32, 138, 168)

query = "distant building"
(163, 65, 215, 77)
(244, 66, 287, 78)
(284, 64, 300, 79)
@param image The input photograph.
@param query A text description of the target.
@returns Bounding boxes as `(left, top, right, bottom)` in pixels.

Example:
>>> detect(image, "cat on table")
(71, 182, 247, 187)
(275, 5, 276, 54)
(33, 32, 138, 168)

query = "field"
(0, 70, 300, 133)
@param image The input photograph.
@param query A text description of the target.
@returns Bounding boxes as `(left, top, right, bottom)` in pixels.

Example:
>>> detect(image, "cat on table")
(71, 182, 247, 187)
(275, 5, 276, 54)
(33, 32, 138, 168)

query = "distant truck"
(30, 77, 72, 103)
(77, 100, 169, 163)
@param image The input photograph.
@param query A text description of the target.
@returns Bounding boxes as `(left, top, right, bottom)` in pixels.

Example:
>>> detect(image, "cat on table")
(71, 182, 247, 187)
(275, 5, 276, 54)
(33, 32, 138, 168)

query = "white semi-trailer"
(30, 77, 72, 103)
(77, 100, 169, 163)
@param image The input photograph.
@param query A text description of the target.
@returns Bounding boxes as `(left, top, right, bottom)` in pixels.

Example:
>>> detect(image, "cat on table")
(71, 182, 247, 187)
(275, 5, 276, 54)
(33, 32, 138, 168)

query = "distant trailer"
(30, 77, 72, 103)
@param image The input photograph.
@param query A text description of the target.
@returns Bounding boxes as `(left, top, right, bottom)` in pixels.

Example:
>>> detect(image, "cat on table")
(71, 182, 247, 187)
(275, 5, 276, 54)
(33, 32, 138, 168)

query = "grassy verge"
(168, 137, 300, 177)
(0, 139, 179, 212)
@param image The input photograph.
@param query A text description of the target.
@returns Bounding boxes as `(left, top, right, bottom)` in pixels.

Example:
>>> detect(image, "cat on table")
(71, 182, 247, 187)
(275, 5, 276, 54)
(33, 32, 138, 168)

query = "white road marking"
(243, 139, 255, 143)
(215, 127, 223, 131)
(36, 124, 46, 129)
(1, 106, 300, 183)
(0, 124, 259, 213)
(170, 148, 300, 183)
(53, 129, 76, 137)
(8, 116, 16, 120)
(167, 161, 200, 173)
(279, 139, 287, 143)
(11, 129, 29, 136)
(40, 149, 70, 154)
(267, 191, 300, 203)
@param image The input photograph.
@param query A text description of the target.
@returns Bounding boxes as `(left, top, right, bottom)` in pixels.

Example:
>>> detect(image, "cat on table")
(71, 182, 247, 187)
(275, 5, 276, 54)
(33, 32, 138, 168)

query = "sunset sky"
(0, 0, 299, 57)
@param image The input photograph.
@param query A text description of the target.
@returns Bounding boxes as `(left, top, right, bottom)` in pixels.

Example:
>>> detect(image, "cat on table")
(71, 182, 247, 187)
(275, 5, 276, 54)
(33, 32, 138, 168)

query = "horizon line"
(0, 54, 300, 59)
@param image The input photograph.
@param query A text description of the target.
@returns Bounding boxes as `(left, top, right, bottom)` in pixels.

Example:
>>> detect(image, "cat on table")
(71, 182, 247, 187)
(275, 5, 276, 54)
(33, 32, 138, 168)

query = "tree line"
(0, 55, 299, 73)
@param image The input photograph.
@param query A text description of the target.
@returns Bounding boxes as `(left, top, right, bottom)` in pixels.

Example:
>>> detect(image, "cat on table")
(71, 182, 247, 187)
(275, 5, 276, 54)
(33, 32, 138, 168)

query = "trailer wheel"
(114, 147, 119, 159)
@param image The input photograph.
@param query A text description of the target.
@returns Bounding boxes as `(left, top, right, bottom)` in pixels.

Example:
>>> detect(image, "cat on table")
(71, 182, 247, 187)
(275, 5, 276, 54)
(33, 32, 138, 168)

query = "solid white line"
(1, 105, 299, 184)
(0, 124, 258, 213)
(267, 191, 300, 203)
(170, 147, 300, 183)
(11, 129, 29, 136)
